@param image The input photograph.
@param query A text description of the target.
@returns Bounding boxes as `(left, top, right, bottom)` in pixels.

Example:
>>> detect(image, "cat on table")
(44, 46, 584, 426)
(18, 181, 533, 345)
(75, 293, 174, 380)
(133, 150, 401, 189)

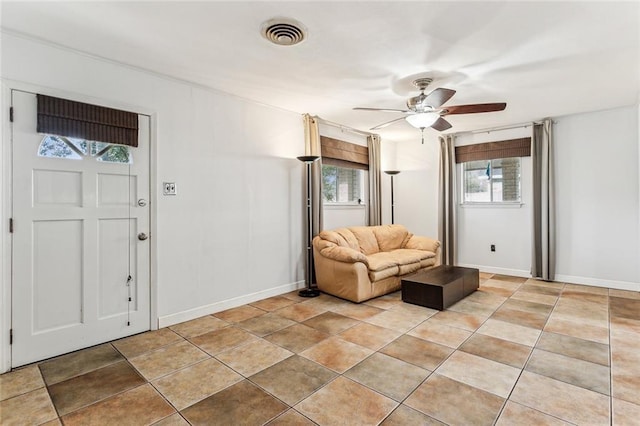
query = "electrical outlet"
(490, 244, 496, 252)
(163, 182, 177, 195)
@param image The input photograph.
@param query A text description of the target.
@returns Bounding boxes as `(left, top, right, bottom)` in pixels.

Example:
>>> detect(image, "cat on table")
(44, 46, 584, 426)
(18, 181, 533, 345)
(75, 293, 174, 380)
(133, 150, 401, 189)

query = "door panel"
(11, 90, 151, 367)
(33, 170, 83, 206)
(33, 219, 83, 332)
(97, 218, 137, 319)
(97, 173, 136, 206)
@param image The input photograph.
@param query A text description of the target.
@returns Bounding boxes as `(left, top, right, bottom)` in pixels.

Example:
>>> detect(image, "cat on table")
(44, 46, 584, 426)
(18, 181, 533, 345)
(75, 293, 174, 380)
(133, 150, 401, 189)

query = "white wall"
(318, 122, 368, 229)
(383, 134, 440, 238)
(456, 128, 533, 276)
(554, 105, 639, 289)
(0, 32, 306, 360)
(323, 206, 367, 230)
(450, 106, 639, 290)
(317, 124, 441, 238)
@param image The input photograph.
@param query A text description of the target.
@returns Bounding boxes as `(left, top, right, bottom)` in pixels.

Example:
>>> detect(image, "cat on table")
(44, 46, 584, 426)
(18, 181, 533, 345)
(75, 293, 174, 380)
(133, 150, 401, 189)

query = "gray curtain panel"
(367, 134, 383, 226)
(438, 134, 457, 265)
(531, 118, 556, 281)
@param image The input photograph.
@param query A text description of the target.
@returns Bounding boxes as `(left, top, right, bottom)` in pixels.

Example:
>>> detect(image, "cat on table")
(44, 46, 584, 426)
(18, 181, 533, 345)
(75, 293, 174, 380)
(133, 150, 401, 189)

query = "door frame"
(0, 80, 159, 373)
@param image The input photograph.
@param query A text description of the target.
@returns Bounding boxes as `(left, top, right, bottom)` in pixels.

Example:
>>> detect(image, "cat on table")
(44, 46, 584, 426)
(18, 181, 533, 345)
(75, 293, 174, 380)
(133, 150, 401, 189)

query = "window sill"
(460, 202, 524, 209)
(324, 204, 367, 210)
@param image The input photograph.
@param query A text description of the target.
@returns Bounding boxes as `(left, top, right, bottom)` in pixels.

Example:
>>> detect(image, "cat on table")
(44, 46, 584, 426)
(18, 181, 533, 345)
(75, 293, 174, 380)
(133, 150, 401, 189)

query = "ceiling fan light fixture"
(405, 112, 439, 129)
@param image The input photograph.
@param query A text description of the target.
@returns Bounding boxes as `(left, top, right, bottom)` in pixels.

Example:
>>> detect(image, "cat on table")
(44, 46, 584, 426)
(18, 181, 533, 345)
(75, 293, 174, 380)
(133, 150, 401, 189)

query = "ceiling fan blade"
(423, 88, 456, 108)
(370, 116, 407, 130)
(354, 107, 410, 113)
(431, 117, 452, 132)
(442, 103, 507, 115)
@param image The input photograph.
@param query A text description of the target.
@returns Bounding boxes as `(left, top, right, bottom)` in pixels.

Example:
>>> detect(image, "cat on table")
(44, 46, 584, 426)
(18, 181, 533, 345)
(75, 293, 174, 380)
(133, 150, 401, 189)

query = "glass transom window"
(38, 135, 132, 164)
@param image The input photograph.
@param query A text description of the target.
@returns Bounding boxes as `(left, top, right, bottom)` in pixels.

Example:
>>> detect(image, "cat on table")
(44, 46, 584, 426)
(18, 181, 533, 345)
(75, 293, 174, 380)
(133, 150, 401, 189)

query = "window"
(456, 137, 530, 204)
(38, 135, 83, 160)
(462, 157, 521, 203)
(319, 136, 368, 206)
(322, 165, 365, 204)
(38, 135, 132, 164)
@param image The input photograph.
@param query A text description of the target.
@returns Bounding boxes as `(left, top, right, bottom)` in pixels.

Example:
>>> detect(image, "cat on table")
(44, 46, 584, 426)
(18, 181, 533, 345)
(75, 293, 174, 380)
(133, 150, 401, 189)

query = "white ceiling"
(2, 1, 639, 143)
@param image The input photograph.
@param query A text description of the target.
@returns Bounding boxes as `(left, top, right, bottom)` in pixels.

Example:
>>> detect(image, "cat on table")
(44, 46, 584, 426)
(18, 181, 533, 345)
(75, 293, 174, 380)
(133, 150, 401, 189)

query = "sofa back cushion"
(373, 225, 412, 252)
(317, 228, 360, 251)
(316, 224, 413, 255)
(349, 226, 381, 255)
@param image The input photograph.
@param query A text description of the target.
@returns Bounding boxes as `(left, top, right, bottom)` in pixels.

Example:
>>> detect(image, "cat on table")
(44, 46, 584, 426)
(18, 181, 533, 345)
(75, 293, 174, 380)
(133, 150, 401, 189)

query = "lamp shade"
(297, 155, 320, 163)
(405, 112, 439, 129)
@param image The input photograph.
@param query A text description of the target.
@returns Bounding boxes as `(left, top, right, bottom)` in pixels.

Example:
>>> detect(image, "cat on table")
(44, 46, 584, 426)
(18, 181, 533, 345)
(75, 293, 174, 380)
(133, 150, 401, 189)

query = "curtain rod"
(315, 116, 375, 138)
(462, 119, 558, 135)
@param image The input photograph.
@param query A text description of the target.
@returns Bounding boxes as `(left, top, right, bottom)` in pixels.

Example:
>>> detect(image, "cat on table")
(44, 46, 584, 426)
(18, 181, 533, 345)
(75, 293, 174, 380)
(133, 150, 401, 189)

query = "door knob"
(138, 199, 148, 207)
(138, 232, 149, 241)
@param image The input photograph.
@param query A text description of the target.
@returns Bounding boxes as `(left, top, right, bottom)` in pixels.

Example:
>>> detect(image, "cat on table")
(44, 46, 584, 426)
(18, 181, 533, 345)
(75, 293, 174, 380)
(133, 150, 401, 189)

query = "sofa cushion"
(388, 248, 435, 264)
(405, 235, 441, 253)
(398, 262, 422, 275)
(419, 257, 437, 268)
(373, 224, 411, 252)
(368, 266, 400, 282)
(350, 226, 381, 255)
(367, 249, 433, 281)
(366, 252, 398, 271)
(318, 228, 360, 251)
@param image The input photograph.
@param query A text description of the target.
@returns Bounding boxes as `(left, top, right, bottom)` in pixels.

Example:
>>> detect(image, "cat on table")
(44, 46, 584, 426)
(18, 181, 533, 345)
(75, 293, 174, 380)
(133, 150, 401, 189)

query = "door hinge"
(9, 107, 13, 123)
(9, 329, 13, 345)
(9, 218, 13, 233)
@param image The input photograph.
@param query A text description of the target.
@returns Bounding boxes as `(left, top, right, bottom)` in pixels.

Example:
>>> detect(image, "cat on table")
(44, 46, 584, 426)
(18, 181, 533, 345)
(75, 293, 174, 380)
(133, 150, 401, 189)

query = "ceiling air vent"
(261, 18, 306, 46)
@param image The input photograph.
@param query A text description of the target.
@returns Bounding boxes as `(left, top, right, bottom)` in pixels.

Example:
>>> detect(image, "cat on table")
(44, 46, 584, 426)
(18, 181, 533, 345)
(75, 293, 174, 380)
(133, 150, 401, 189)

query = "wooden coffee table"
(401, 265, 479, 310)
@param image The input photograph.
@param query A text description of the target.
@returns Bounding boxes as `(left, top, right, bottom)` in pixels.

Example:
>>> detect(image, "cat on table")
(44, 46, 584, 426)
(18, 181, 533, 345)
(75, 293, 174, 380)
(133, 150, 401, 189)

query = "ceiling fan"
(354, 78, 506, 143)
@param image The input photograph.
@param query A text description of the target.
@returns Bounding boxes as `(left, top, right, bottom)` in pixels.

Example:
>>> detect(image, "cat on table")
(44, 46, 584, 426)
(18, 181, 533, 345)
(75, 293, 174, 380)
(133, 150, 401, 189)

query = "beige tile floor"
(1, 273, 639, 425)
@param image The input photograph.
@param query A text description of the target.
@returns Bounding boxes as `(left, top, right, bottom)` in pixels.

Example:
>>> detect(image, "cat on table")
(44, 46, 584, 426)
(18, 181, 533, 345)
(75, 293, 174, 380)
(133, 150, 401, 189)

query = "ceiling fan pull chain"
(421, 128, 425, 144)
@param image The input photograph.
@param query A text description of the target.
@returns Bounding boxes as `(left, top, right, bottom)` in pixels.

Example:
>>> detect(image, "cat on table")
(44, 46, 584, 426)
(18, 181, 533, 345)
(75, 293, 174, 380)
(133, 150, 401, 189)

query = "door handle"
(138, 232, 149, 241)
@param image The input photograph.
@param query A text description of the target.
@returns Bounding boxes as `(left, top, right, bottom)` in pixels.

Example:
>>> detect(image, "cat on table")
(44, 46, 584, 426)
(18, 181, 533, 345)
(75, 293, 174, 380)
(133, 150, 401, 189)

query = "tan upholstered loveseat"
(312, 225, 441, 302)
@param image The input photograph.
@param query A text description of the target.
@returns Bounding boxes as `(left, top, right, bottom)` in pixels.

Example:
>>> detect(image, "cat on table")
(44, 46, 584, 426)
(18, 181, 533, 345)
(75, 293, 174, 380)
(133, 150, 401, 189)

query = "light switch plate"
(163, 182, 177, 195)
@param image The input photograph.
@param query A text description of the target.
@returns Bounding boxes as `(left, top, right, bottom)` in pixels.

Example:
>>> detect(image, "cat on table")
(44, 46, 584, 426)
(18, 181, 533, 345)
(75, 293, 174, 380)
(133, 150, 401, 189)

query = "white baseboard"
(158, 280, 305, 328)
(457, 263, 531, 278)
(458, 263, 640, 292)
(554, 274, 639, 292)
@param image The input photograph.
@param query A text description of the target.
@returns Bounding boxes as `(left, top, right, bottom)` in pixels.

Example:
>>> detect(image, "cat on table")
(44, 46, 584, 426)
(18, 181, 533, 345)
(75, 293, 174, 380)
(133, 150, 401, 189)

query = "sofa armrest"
(313, 237, 368, 265)
(319, 246, 368, 265)
(405, 235, 441, 253)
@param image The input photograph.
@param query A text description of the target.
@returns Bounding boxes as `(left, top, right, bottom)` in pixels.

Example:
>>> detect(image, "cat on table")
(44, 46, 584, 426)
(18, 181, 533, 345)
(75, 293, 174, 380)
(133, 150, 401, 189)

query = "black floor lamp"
(298, 155, 321, 297)
(384, 170, 400, 224)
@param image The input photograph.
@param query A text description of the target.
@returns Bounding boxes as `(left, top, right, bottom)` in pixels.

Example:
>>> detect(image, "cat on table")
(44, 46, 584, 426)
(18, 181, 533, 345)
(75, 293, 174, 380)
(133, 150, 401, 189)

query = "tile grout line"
(5, 285, 634, 425)
(251, 297, 402, 425)
(492, 279, 570, 425)
(376, 274, 516, 425)
(438, 276, 522, 425)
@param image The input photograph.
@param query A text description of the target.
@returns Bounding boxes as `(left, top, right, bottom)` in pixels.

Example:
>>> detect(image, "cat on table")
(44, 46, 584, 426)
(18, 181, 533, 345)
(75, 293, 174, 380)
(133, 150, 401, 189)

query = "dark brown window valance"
(321, 136, 369, 170)
(455, 137, 531, 163)
(37, 95, 139, 147)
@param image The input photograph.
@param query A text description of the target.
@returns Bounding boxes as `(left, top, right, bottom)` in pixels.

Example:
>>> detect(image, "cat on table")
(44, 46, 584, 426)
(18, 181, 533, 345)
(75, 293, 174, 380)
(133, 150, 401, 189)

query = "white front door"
(11, 90, 150, 367)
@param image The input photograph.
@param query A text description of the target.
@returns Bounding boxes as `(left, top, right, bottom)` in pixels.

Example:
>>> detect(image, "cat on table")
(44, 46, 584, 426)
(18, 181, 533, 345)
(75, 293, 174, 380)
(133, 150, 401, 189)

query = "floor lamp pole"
(384, 171, 400, 225)
(298, 156, 320, 297)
